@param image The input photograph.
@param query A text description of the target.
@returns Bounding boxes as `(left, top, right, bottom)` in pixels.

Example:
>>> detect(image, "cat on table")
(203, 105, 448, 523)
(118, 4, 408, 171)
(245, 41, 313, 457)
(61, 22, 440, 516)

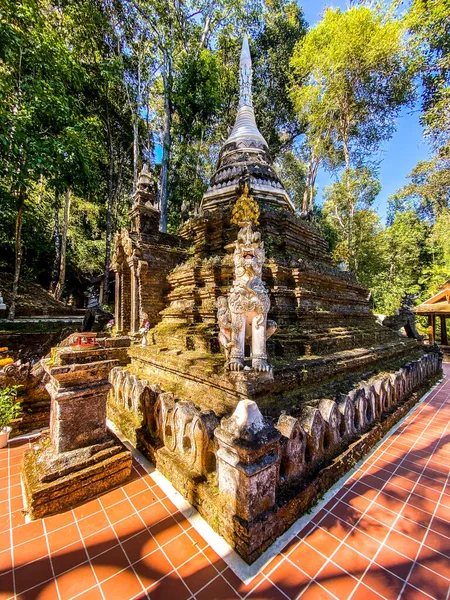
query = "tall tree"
(408, 0, 450, 151)
(290, 5, 414, 270)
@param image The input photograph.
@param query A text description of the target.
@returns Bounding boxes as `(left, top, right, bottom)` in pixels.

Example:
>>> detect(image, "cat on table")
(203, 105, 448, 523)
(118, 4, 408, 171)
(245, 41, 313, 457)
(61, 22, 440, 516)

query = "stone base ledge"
(21, 431, 132, 520)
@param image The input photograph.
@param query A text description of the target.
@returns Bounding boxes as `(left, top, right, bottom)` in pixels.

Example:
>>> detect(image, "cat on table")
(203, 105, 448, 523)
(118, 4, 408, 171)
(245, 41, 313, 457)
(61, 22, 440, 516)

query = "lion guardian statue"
(216, 222, 277, 373)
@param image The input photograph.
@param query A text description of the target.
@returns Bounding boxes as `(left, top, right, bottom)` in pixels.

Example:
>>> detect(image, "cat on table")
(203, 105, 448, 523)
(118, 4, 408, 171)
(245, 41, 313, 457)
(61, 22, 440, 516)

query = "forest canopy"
(0, 0, 448, 318)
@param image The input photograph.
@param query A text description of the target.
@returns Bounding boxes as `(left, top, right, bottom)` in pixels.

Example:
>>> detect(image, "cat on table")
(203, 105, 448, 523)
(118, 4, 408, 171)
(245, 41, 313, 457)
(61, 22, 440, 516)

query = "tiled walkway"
(1, 365, 449, 600)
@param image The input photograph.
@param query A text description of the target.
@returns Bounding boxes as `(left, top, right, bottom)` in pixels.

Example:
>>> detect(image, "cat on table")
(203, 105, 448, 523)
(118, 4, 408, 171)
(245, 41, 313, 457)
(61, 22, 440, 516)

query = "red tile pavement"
(0, 365, 449, 600)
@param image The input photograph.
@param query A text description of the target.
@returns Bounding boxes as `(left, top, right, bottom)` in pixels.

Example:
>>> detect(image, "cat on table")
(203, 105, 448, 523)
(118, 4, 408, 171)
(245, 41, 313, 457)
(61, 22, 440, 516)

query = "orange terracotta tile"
(100, 568, 143, 599)
(394, 517, 428, 543)
(295, 581, 335, 599)
(374, 545, 413, 580)
(10, 509, 25, 529)
(70, 586, 104, 599)
(194, 574, 242, 600)
(401, 583, 433, 599)
(288, 542, 327, 578)
(99, 486, 127, 508)
(77, 510, 111, 538)
(350, 582, 386, 599)
(361, 567, 405, 600)
(105, 498, 134, 524)
(316, 562, 359, 599)
(47, 522, 81, 553)
(16, 579, 58, 600)
(177, 550, 221, 594)
(384, 530, 420, 560)
(129, 489, 158, 512)
(318, 511, 354, 540)
(113, 513, 144, 542)
(222, 567, 264, 597)
(331, 544, 370, 578)
(416, 547, 450, 580)
(343, 529, 380, 560)
(0, 569, 14, 600)
(149, 516, 183, 547)
(91, 544, 130, 582)
(84, 526, 119, 559)
(13, 535, 48, 567)
(14, 556, 54, 594)
(121, 529, 158, 564)
(43, 510, 75, 533)
(55, 563, 98, 599)
(342, 490, 372, 513)
(268, 558, 310, 598)
(429, 515, 450, 538)
(138, 501, 170, 529)
(122, 477, 150, 498)
(134, 548, 173, 588)
(152, 486, 166, 501)
(73, 498, 102, 520)
(162, 532, 199, 568)
(50, 540, 88, 576)
(186, 527, 208, 551)
(0, 514, 10, 534)
(261, 552, 284, 575)
(0, 549, 12, 572)
(356, 514, 390, 542)
(407, 562, 450, 599)
(145, 572, 190, 600)
(364, 504, 398, 528)
(202, 545, 227, 572)
(302, 527, 342, 557)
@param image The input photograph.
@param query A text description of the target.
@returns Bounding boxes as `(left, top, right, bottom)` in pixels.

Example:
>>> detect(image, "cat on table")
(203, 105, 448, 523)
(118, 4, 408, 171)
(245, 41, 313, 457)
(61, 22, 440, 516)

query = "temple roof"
(414, 280, 450, 315)
(200, 35, 294, 214)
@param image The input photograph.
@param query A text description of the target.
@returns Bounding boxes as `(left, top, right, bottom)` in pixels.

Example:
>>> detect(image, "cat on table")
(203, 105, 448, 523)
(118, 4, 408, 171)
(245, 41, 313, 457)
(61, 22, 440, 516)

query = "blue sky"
(299, 0, 431, 221)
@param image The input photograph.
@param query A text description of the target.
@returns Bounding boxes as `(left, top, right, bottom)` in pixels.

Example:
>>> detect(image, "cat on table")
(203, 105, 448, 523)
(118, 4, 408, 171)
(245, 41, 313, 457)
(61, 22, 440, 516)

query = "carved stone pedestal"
(22, 340, 132, 519)
(215, 400, 281, 561)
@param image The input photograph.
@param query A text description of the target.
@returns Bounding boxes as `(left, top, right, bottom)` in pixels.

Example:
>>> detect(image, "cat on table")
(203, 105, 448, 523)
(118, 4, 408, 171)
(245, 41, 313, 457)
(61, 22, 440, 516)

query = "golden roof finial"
(231, 183, 260, 226)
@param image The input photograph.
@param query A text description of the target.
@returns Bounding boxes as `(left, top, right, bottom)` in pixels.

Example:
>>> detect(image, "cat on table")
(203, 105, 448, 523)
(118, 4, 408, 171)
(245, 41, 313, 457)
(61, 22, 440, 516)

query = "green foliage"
(407, 0, 450, 151)
(290, 6, 414, 165)
(0, 386, 21, 429)
(371, 211, 430, 313)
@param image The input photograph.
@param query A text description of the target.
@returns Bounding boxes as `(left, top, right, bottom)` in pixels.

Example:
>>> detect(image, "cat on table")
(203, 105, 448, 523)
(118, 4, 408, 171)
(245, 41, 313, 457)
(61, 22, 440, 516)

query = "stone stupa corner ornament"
(216, 183, 277, 373)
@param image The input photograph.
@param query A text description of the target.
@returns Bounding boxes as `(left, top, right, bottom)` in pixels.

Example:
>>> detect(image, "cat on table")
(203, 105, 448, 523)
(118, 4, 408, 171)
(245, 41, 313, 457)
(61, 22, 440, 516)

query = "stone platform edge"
(106, 370, 444, 583)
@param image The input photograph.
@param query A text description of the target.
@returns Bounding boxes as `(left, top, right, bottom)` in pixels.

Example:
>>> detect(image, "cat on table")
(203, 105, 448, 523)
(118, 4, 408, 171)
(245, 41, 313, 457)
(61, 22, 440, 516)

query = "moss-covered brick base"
(21, 431, 132, 520)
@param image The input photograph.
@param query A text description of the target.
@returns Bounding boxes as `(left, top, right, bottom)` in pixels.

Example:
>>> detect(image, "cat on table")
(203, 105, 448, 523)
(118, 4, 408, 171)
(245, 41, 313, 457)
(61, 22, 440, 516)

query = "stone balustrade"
(108, 351, 441, 562)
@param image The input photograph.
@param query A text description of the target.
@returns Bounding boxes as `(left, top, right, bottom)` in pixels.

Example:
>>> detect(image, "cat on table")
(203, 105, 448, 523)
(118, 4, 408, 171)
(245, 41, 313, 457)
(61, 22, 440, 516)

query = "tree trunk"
(9, 188, 25, 321)
(50, 190, 61, 296)
(133, 120, 139, 193)
(54, 189, 70, 301)
(159, 49, 173, 233)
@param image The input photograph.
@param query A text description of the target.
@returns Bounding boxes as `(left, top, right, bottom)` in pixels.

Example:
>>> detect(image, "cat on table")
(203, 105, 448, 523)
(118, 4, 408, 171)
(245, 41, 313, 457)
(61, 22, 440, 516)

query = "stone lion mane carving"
(216, 223, 277, 372)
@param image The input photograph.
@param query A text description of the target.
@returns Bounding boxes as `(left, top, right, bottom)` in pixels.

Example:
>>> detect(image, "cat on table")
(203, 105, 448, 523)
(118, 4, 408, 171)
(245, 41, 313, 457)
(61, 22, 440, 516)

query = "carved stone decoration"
(301, 407, 325, 466)
(217, 191, 277, 373)
(276, 414, 306, 484)
(319, 399, 342, 451)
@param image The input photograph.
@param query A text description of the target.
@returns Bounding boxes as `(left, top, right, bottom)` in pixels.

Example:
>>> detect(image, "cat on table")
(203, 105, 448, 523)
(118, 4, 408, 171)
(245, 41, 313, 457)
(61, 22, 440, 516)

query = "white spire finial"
(239, 34, 253, 108)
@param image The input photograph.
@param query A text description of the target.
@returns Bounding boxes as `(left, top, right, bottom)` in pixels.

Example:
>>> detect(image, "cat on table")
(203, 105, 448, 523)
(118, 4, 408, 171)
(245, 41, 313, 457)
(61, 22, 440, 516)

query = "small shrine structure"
(415, 280, 450, 345)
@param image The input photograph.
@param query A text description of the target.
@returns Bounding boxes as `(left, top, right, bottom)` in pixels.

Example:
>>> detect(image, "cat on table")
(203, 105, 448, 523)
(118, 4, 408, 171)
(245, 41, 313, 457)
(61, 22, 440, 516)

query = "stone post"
(46, 358, 117, 453)
(215, 399, 280, 522)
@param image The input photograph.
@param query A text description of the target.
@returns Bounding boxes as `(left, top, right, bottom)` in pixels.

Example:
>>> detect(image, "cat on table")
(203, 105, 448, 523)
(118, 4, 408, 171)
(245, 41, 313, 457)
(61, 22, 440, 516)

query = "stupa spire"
(227, 35, 266, 145)
(239, 34, 253, 108)
(200, 33, 295, 214)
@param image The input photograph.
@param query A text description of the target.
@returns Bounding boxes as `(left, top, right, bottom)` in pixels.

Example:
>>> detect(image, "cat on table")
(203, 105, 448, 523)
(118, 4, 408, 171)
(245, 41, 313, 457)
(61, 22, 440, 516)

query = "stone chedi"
(108, 35, 441, 563)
